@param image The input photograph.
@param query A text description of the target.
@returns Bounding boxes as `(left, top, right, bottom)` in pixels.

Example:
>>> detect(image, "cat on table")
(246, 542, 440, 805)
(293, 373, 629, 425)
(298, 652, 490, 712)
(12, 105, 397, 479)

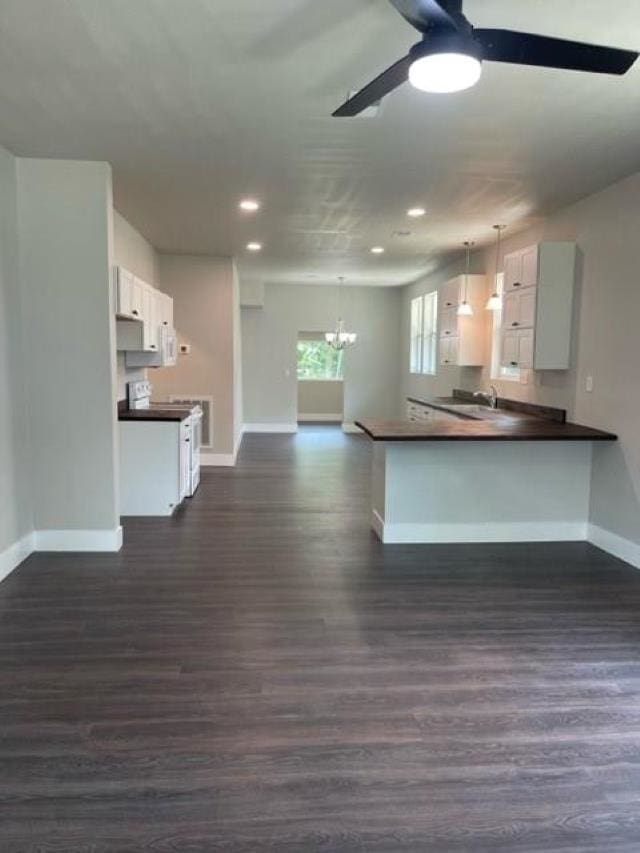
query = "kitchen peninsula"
(356, 392, 616, 544)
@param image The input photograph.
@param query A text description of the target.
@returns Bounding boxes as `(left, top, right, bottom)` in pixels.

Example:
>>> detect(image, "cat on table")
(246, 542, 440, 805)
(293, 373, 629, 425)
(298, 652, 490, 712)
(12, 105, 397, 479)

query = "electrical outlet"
(586, 375, 594, 393)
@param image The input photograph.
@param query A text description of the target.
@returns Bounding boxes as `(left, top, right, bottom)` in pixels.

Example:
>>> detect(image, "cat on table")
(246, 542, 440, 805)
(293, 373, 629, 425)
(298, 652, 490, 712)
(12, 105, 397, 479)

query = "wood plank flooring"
(3, 425, 640, 851)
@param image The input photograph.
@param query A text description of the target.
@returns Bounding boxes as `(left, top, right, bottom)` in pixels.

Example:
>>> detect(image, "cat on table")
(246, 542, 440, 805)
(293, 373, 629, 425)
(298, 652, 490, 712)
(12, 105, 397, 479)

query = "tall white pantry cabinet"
(501, 242, 577, 371)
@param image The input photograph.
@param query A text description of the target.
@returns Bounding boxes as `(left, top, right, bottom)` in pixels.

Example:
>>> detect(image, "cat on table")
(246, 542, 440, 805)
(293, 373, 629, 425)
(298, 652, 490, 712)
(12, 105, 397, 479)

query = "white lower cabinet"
(119, 418, 191, 516)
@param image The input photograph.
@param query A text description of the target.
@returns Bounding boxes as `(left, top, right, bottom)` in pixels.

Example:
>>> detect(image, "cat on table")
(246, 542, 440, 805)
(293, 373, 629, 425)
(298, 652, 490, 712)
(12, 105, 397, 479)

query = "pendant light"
(457, 241, 474, 316)
(486, 224, 505, 311)
(325, 277, 357, 350)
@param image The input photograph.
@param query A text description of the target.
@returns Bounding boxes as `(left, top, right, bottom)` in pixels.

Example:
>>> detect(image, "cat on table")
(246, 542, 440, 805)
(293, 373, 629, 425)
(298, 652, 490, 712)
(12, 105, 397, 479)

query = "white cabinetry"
(438, 275, 485, 367)
(119, 417, 191, 516)
(406, 399, 462, 423)
(500, 242, 576, 371)
(115, 266, 176, 367)
(114, 267, 144, 320)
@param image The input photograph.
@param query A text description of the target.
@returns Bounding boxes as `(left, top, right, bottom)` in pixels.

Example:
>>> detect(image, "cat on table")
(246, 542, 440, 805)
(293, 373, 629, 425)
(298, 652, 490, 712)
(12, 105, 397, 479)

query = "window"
(410, 291, 438, 375)
(297, 338, 344, 380)
(490, 273, 520, 382)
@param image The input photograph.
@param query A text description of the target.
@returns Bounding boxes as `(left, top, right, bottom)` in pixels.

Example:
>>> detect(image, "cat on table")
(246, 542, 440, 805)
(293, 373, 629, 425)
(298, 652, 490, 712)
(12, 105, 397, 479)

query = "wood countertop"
(355, 414, 617, 442)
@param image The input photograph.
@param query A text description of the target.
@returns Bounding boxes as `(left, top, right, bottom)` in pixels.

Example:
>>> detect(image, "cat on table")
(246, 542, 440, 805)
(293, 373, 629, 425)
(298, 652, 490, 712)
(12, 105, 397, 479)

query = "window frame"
(409, 290, 438, 376)
(296, 338, 345, 382)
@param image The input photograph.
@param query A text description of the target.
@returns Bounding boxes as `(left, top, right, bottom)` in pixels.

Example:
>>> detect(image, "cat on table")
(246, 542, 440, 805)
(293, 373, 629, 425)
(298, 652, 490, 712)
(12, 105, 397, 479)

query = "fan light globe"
(409, 52, 482, 93)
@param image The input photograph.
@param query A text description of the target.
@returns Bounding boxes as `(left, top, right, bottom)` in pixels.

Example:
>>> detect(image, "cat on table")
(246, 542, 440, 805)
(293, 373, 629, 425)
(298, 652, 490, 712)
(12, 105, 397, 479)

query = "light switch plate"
(586, 375, 594, 393)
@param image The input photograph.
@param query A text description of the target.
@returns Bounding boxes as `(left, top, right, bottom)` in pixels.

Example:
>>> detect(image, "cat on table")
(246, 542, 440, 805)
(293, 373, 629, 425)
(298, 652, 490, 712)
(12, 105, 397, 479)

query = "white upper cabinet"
(115, 267, 143, 320)
(115, 266, 175, 357)
(500, 242, 576, 371)
(441, 279, 460, 311)
(438, 275, 486, 367)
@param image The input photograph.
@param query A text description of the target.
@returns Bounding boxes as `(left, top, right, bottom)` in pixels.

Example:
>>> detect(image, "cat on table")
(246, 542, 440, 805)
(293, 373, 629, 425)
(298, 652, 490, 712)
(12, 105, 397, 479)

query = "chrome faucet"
(474, 385, 498, 409)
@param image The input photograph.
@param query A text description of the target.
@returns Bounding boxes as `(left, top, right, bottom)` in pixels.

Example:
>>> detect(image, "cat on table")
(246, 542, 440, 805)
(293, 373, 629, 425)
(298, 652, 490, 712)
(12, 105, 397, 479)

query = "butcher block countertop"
(355, 416, 617, 442)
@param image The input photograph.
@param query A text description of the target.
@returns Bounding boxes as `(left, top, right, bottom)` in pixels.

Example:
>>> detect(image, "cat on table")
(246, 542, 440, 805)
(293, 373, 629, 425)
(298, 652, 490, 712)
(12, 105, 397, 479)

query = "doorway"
(296, 332, 344, 424)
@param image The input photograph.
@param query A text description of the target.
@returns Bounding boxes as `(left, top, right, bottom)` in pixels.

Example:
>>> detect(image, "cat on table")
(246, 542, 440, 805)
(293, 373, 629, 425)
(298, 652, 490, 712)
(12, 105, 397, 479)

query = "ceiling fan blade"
(333, 54, 412, 117)
(475, 29, 639, 75)
(389, 0, 460, 34)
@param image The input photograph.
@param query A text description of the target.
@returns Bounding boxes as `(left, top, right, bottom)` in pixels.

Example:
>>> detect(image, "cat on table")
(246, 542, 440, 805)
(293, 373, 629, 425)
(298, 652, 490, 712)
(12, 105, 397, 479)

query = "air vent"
(169, 395, 214, 448)
(392, 230, 413, 238)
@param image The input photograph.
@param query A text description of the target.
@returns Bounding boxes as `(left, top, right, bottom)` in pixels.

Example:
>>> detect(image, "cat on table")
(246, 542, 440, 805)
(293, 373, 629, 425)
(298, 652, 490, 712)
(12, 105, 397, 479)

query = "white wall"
(0, 144, 33, 563)
(400, 171, 640, 550)
(297, 381, 344, 418)
(17, 158, 120, 536)
(242, 283, 403, 428)
(152, 254, 242, 459)
(113, 210, 158, 401)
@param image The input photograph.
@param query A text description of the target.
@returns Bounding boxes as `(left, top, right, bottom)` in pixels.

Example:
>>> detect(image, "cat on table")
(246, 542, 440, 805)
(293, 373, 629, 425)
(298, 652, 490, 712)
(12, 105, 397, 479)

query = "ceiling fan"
(333, 0, 638, 116)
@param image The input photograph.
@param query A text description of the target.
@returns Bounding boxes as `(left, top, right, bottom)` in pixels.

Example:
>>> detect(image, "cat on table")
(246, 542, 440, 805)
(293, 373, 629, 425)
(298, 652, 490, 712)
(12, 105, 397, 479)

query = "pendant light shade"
(457, 240, 475, 317)
(486, 224, 506, 311)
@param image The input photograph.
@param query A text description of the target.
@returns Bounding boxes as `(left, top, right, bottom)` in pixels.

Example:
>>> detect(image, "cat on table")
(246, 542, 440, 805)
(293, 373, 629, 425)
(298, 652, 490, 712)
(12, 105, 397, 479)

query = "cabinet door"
(440, 336, 458, 366)
(441, 279, 460, 310)
(142, 287, 159, 352)
(501, 330, 519, 368)
(521, 246, 539, 289)
(130, 277, 144, 320)
(503, 292, 520, 330)
(158, 292, 173, 329)
(115, 268, 134, 318)
(504, 252, 523, 293)
(519, 288, 537, 328)
(440, 307, 458, 338)
(518, 329, 534, 369)
(179, 423, 191, 501)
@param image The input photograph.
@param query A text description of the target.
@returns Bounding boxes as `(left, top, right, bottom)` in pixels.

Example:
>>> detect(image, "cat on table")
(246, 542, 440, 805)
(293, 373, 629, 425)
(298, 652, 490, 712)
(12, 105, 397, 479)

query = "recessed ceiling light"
(246, 242, 262, 252)
(407, 207, 426, 218)
(371, 246, 385, 254)
(239, 199, 260, 212)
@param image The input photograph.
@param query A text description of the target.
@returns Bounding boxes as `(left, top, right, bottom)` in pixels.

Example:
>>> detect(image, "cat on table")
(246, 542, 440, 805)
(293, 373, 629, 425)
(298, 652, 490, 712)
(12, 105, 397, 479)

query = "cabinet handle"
(513, 282, 521, 288)
(510, 361, 518, 366)
(511, 322, 519, 327)
(444, 360, 450, 364)
(132, 310, 139, 316)
(150, 345, 156, 349)
(185, 438, 190, 442)
(163, 321, 168, 325)
(445, 302, 452, 307)
(444, 331, 450, 336)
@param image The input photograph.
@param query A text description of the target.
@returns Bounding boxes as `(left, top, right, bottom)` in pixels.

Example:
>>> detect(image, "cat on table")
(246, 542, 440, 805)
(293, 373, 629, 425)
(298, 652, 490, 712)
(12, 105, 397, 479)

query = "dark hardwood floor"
(3, 425, 640, 851)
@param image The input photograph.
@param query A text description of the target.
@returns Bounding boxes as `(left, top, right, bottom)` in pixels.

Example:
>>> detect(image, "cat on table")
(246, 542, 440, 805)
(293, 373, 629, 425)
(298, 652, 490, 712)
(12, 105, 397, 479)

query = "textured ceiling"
(0, 0, 639, 285)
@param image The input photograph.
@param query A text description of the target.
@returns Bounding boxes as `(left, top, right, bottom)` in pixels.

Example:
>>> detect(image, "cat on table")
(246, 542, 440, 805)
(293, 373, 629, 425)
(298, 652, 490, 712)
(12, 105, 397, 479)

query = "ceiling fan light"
(486, 293, 502, 311)
(408, 37, 483, 95)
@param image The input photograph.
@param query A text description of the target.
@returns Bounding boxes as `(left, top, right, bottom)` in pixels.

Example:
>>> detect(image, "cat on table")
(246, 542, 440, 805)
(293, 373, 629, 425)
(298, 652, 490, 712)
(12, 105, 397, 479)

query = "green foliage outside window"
(297, 340, 344, 380)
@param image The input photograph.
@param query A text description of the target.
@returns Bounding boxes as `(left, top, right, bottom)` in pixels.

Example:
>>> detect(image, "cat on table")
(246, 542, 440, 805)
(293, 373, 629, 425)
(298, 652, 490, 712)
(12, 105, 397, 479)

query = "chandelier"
(325, 277, 357, 350)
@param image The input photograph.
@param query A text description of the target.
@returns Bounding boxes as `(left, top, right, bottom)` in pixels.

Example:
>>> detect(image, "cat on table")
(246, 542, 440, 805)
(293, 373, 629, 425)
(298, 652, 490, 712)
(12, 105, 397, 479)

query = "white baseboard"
(243, 423, 298, 434)
(342, 422, 363, 434)
(588, 524, 640, 570)
(201, 452, 236, 467)
(34, 526, 123, 552)
(372, 515, 588, 545)
(297, 413, 343, 423)
(0, 531, 36, 583)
